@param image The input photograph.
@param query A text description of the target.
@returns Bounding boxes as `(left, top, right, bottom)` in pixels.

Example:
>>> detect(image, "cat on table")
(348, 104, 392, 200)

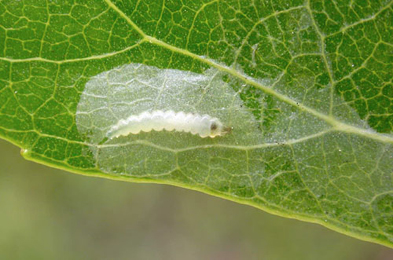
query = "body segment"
(107, 110, 228, 138)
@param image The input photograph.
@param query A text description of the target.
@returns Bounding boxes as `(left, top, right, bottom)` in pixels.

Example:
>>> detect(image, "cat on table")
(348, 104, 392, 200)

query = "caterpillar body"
(107, 110, 231, 139)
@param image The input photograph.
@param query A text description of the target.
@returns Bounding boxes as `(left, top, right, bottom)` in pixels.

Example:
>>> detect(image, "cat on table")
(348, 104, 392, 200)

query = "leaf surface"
(0, 0, 392, 247)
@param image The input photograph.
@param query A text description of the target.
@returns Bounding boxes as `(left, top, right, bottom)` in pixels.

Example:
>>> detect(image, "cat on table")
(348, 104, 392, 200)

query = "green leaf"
(0, 0, 392, 248)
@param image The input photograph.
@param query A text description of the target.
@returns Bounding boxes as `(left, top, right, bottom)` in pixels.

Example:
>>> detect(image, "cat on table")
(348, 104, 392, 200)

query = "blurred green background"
(0, 139, 391, 260)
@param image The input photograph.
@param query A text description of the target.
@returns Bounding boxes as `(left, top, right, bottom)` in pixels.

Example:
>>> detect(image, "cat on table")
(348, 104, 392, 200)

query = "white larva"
(107, 110, 231, 139)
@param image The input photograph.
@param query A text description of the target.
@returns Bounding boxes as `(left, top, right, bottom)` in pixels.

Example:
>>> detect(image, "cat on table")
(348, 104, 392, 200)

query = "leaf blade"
(0, 0, 392, 248)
